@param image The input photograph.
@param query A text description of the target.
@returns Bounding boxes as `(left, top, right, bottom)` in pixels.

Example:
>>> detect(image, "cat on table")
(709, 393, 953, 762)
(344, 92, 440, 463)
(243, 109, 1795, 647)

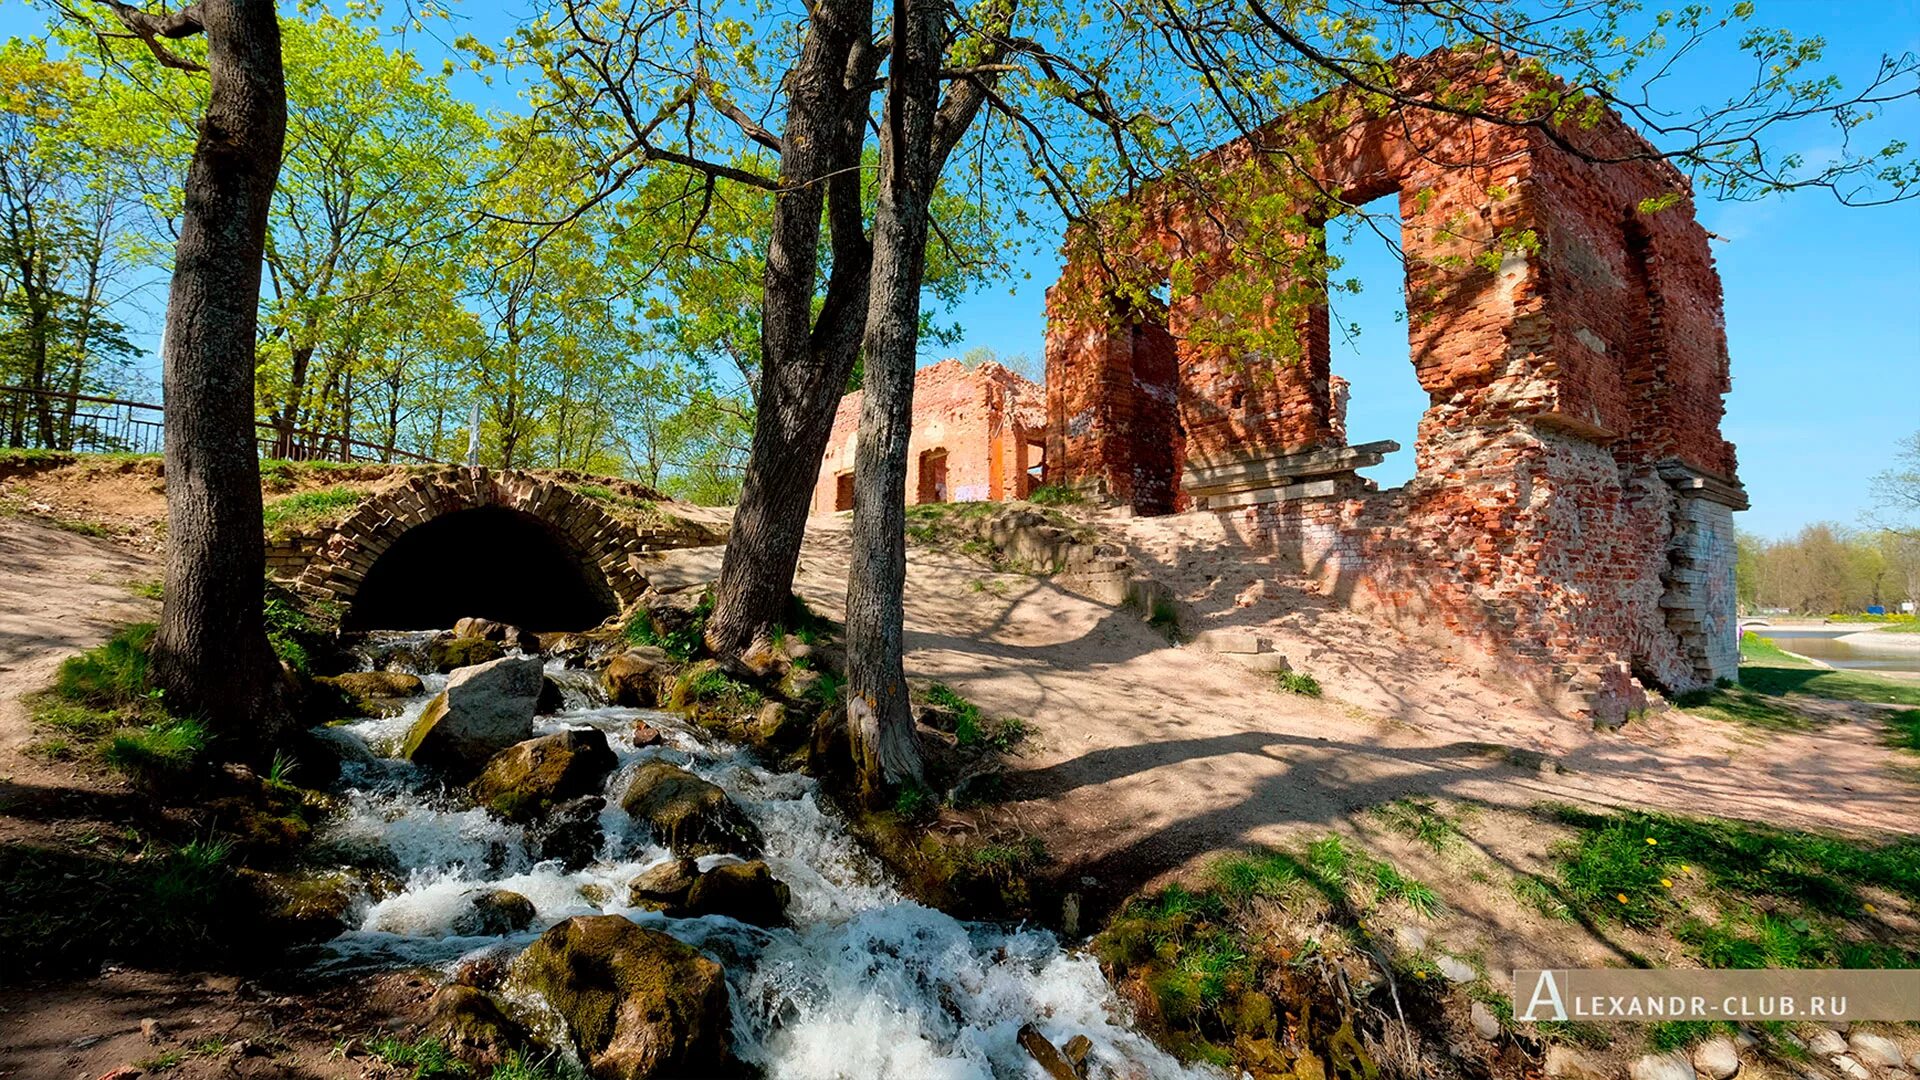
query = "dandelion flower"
(1617, 893, 1630, 904)
(1661, 879, 1673, 889)
(1680, 864, 1691, 873)
(1865, 902, 1878, 914)
(1645, 837, 1658, 846)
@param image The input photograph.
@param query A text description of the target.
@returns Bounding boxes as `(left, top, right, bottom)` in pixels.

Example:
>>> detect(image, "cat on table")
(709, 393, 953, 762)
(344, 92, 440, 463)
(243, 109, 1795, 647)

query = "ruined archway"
(288, 469, 655, 629)
(343, 506, 618, 631)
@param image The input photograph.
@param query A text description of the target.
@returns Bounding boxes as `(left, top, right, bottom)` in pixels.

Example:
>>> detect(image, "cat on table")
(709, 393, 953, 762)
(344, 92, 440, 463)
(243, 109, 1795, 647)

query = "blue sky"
(5, 0, 1914, 536)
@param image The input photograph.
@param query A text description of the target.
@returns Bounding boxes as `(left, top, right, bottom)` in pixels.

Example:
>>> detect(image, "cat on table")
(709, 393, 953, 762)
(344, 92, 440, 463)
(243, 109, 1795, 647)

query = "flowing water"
(316, 635, 1212, 1079)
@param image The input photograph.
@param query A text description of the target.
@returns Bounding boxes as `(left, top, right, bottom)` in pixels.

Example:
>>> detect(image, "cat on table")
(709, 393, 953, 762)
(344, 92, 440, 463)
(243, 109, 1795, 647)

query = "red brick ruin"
(812, 359, 1047, 514)
(1042, 50, 1746, 720)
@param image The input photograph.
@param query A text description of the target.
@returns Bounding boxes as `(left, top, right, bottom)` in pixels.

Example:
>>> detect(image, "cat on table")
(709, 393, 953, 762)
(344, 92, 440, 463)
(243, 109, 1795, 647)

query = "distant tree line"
(1737, 433, 1920, 616)
(0, 9, 994, 500)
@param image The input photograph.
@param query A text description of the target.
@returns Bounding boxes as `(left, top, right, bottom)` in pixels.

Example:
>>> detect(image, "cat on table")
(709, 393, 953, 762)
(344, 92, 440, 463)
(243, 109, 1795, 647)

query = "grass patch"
(1675, 632, 1920, 732)
(1027, 483, 1085, 507)
(1368, 798, 1464, 852)
(1098, 835, 1440, 1071)
(1274, 670, 1322, 697)
(260, 485, 366, 536)
(102, 719, 208, 779)
(922, 683, 1028, 752)
(129, 578, 164, 600)
(366, 1035, 469, 1079)
(671, 663, 764, 716)
(1543, 805, 1920, 968)
(625, 591, 713, 661)
(578, 484, 657, 517)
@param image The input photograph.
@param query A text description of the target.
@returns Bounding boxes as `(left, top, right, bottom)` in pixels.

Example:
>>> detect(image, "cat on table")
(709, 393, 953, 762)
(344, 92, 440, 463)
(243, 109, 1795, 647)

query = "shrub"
(1275, 670, 1322, 697)
(1027, 483, 1085, 507)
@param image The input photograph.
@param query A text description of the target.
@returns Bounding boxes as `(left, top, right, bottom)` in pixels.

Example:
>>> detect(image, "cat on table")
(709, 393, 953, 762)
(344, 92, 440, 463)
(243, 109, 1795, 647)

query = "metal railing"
(1, 384, 439, 464)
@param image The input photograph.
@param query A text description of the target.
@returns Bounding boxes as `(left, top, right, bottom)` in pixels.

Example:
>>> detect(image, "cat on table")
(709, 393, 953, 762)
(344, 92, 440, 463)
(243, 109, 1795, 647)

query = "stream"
(313, 633, 1212, 1079)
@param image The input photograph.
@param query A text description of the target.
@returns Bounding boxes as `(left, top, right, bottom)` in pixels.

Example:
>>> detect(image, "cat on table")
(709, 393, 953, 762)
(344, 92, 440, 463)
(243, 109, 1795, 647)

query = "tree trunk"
(148, 0, 291, 753)
(843, 0, 948, 798)
(704, 0, 877, 657)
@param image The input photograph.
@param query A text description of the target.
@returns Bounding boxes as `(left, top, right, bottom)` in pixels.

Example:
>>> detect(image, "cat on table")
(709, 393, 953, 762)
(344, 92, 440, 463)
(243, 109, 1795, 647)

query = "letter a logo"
(1516, 971, 1568, 1022)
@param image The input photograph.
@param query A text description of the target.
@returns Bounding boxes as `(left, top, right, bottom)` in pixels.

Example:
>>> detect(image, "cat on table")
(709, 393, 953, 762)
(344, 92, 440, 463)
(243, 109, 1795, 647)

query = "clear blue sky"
(5, 0, 1914, 537)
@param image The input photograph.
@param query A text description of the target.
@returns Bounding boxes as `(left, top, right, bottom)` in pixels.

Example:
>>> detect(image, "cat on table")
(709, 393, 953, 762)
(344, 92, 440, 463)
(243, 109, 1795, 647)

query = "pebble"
(1393, 925, 1428, 953)
(1434, 953, 1476, 983)
(1849, 1032, 1905, 1069)
(1543, 1045, 1607, 1079)
(1809, 1029, 1849, 1056)
(1630, 1051, 1695, 1080)
(1692, 1036, 1740, 1079)
(1832, 1056, 1870, 1080)
(1469, 1000, 1500, 1040)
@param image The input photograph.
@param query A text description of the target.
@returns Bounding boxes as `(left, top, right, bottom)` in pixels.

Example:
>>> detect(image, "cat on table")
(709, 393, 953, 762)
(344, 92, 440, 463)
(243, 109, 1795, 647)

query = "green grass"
(366, 1035, 469, 1079)
(488, 1051, 583, 1080)
(1099, 834, 1439, 1069)
(578, 484, 657, 516)
(1027, 483, 1085, 507)
(1675, 632, 1920, 738)
(1544, 805, 1920, 968)
(53, 623, 156, 707)
(102, 719, 208, 779)
(923, 683, 1027, 752)
(625, 590, 713, 660)
(129, 578, 164, 600)
(1274, 670, 1322, 697)
(260, 486, 367, 536)
(673, 665, 764, 714)
(1369, 798, 1464, 852)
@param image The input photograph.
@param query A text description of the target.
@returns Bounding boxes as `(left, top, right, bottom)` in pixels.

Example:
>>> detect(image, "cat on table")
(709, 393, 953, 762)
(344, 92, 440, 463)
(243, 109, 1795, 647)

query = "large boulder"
(619, 761, 761, 857)
(428, 634, 504, 673)
(315, 671, 425, 717)
(470, 728, 618, 822)
(603, 647, 672, 707)
(508, 914, 729, 1080)
(682, 860, 790, 928)
(401, 657, 544, 777)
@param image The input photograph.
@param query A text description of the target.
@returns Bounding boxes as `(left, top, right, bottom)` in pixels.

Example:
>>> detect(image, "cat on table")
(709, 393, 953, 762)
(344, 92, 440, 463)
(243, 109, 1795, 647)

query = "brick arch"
(292, 468, 649, 616)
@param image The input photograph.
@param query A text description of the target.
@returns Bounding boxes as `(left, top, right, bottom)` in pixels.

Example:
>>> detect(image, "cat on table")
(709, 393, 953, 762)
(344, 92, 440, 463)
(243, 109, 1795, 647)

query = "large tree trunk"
(704, 0, 876, 657)
(843, 0, 948, 798)
(148, 0, 291, 752)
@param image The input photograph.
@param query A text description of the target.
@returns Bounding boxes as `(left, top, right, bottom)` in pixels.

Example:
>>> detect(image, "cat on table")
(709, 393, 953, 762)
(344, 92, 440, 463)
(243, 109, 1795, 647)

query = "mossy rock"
(618, 761, 761, 858)
(313, 671, 424, 718)
(425, 984, 528, 1067)
(399, 657, 543, 778)
(507, 914, 730, 1080)
(627, 856, 701, 912)
(603, 647, 672, 707)
(428, 635, 503, 673)
(469, 728, 618, 823)
(682, 860, 791, 929)
(452, 888, 537, 936)
(237, 867, 362, 944)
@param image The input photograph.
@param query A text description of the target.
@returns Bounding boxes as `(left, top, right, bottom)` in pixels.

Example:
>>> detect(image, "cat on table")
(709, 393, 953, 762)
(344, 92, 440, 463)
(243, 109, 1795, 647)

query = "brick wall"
(813, 359, 1046, 514)
(1042, 48, 1745, 717)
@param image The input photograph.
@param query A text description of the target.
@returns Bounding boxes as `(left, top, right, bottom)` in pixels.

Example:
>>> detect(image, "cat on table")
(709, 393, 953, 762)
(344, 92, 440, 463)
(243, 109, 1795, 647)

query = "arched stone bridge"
(267, 468, 722, 631)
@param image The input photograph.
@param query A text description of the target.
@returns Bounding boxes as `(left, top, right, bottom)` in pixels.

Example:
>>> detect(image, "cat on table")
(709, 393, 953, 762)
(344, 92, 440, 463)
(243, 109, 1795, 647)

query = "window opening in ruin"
(1128, 299, 1182, 516)
(1326, 192, 1422, 489)
(834, 471, 855, 511)
(916, 448, 949, 504)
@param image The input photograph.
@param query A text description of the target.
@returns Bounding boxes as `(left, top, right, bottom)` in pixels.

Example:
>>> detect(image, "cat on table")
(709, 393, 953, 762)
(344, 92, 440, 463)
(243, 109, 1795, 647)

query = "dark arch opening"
(344, 506, 618, 632)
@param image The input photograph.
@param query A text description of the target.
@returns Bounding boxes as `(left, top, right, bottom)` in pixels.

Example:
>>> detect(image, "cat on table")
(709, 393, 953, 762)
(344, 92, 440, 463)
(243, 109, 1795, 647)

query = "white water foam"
(318, 648, 1218, 1079)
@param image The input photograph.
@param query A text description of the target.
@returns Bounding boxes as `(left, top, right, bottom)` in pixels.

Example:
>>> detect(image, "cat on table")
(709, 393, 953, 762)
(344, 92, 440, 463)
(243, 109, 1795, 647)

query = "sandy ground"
(655, 513, 1920, 912)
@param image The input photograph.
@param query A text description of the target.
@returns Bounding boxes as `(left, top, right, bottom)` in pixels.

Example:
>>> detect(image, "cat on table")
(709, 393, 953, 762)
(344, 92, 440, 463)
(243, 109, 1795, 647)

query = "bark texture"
(704, 0, 877, 657)
(843, 0, 949, 796)
(144, 0, 292, 748)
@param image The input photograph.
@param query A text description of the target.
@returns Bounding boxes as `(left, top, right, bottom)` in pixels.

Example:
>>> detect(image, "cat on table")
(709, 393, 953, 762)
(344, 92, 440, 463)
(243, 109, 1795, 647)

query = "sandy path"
(0, 515, 159, 765)
(722, 516, 1920, 904)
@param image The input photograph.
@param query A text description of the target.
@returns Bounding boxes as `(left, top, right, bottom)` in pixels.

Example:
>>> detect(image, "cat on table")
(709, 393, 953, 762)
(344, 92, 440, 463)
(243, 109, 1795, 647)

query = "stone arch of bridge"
(294, 469, 649, 631)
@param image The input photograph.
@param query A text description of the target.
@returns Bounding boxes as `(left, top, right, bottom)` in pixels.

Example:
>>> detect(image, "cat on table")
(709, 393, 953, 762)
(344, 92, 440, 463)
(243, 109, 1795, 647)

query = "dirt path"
(0, 515, 159, 815)
(721, 515, 1920, 915)
(0, 517, 417, 1079)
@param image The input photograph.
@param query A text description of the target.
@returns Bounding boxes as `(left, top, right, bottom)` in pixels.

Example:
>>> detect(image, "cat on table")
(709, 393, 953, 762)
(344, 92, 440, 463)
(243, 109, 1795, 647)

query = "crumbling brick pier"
(1042, 51, 1746, 720)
